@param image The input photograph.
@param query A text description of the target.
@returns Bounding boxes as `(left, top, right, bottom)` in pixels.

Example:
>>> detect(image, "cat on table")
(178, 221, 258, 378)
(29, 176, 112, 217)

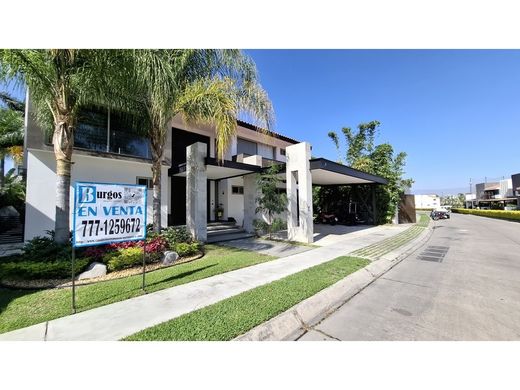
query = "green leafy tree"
(326, 120, 413, 224)
(0, 50, 128, 243)
(255, 165, 287, 239)
(0, 168, 26, 213)
(0, 99, 24, 186)
(441, 194, 465, 208)
(116, 50, 273, 232)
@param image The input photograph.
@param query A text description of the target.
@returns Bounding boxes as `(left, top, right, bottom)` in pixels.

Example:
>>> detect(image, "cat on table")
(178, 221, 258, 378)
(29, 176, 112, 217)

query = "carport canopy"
(309, 158, 388, 186)
(170, 157, 262, 180)
(170, 156, 387, 184)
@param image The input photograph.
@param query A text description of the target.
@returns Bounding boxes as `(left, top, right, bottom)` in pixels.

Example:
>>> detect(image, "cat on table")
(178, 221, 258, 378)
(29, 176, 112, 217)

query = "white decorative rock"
(162, 251, 179, 266)
(78, 262, 107, 280)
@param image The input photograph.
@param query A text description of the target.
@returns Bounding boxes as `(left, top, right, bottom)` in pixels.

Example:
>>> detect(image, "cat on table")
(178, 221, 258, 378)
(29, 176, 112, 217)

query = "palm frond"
(0, 92, 25, 112)
(175, 77, 237, 161)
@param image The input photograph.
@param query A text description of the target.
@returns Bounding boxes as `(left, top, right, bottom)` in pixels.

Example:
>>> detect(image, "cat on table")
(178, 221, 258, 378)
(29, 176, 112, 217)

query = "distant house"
(512, 173, 520, 207)
(463, 174, 519, 210)
(414, 194, 440, 209)
(473, 178, 515, 209)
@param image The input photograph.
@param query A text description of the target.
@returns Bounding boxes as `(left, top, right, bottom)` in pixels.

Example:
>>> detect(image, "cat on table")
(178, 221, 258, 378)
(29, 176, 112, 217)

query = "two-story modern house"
(23, 93, 388, 244)
(474, 178, 515, 209)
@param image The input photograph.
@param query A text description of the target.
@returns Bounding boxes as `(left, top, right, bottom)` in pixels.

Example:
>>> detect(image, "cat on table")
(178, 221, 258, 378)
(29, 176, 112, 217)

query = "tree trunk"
(0, 155, 4, 187)
(150, 127, 164, 234)
(151, 158, 162, 233)
(53, 117, 74, 244)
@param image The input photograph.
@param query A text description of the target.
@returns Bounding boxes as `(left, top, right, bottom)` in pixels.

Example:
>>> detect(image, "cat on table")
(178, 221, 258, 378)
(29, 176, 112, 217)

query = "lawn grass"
(0, 245, 276, 334)
(124, 256, 369, 341)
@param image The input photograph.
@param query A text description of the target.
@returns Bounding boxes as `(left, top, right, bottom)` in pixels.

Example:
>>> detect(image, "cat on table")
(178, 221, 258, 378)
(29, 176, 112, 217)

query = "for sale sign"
(73, 182, 147, 247)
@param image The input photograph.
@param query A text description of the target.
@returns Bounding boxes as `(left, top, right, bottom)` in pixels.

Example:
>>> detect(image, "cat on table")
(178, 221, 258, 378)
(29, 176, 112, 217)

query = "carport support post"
(286, 142, 314, 243)
(243, 155, 263, 233)
(371, 184, 377, 225)
(186, 142, 207, 242)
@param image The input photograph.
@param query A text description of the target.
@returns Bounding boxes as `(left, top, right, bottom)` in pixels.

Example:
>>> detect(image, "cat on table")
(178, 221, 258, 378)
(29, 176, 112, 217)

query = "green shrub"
(253, 217, 286, 237)
(104, 247, 143, 272)
(0, 258, 90, 280)
(161, 226, 192, 248)
(0, 254, 24, 264)
(452, 208, 520, 221)
(22, 233, 71, 262)
(174, 242, 200, 257)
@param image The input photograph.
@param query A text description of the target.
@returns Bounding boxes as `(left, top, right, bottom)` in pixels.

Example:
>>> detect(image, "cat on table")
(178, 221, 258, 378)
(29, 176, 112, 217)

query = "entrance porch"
(170, 141, 387, 244)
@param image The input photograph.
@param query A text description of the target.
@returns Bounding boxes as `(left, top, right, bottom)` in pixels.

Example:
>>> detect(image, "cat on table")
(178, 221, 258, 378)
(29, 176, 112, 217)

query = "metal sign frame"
(70, 181, 148, 313)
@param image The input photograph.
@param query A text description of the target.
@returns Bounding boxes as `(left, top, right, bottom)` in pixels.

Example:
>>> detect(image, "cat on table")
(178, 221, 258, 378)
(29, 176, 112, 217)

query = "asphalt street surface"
(299, 213, 520, 340)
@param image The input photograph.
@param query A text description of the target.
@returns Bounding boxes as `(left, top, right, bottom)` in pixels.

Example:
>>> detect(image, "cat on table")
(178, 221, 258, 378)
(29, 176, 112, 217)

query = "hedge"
(452, 208, 520, 221)
(0, 258, 90, 280)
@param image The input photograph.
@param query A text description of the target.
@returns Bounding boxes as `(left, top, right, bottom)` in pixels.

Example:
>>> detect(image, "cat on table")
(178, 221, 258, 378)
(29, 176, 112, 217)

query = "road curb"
(235, 223, 433, 341)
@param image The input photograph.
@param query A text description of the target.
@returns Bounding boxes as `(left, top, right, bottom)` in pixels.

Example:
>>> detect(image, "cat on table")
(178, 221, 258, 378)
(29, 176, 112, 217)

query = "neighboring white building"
(465, 193, 477, 208)
(23, 97, 388, 244)
(414, 194, 440, 209)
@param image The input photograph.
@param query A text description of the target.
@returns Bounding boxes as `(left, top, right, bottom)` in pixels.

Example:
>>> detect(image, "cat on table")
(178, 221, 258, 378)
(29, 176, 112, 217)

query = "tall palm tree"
(121, 50, 274, 232)
(0, 50, 125, 243)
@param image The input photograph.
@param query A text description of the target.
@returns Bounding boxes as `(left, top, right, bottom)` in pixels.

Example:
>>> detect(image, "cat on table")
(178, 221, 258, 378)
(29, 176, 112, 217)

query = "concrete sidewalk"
(0, 224, 409, 341)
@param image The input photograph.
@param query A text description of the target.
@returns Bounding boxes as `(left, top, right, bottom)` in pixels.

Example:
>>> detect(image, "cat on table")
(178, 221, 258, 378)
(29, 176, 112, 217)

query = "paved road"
(299, 214, 520, 341)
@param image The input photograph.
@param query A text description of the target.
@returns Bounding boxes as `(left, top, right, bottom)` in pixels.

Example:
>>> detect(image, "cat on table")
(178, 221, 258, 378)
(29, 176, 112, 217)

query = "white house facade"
(413, 194, 440, 209)
(23, 96, 388, 244)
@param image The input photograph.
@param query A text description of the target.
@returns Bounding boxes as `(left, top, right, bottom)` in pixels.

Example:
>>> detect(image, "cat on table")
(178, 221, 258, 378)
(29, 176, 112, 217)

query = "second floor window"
(75, 107, 151, 159)
(236, 137, 276, 160)
(237, 137, 257, 156)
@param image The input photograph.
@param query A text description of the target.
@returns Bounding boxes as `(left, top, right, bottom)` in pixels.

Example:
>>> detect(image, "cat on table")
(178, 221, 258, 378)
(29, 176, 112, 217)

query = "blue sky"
(246, 50, 520, 194)
(3, 50, 519, 194)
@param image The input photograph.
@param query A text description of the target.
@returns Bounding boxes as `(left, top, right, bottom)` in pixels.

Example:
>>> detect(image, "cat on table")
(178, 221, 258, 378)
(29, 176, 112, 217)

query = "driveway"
(299, 213, 520, 340)
(219, 237, 313, 258)
(270, 223, 410, 247)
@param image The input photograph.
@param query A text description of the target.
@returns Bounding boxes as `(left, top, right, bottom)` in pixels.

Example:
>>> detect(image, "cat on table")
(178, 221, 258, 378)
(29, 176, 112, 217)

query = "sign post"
(72, 182, 147, 313)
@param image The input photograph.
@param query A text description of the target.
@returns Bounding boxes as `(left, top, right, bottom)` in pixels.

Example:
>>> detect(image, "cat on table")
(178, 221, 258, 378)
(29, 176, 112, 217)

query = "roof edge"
(236, 119, 300, 145)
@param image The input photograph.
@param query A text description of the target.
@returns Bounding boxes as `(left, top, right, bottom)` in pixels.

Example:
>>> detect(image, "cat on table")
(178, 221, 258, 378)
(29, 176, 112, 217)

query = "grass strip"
(351, 215, 429, 259)
(416, 213, 430, 227)
(0, 245, 276, 334)
(124, 256, 369, 341)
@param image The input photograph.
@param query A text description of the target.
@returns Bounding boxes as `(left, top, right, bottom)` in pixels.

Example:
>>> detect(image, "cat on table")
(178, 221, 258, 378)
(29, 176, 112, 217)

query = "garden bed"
(0, 226, 201, 288)
(0, 245, 277, 334)
(0, 251, 204, 290)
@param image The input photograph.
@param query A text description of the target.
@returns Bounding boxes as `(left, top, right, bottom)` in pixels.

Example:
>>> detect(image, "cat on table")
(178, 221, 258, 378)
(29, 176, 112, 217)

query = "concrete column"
(371, 184, 377, 225)
(286, 142, 313, 243)
(242, 155, 263, 233)
(186, 142, 207, 242)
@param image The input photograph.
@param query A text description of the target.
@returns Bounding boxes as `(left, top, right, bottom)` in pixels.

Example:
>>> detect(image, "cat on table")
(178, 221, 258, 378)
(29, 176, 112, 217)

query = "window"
(137, 177, 153, 189)
(280, 148, 286, 156)
(237, 138, 257, 156)
(232, 186, 244, 195)
(110, 111, 151, 159)
(74, 107, 151, 159)
(75, 107, 108, 152)
(257, 143, 275, 160)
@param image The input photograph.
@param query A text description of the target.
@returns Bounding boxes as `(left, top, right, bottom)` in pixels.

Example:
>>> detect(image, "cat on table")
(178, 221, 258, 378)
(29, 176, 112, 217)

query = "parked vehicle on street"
(430, 208, 450, 220)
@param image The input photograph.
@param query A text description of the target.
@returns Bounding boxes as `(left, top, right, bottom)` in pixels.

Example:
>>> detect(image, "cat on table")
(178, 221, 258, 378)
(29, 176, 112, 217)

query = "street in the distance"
(299, 213, 520, 340)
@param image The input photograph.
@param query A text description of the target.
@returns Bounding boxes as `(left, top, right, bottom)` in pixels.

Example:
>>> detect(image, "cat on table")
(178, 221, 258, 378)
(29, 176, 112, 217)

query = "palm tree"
(0, 50, 125, 243)
(0, 93, 24, 186)
(121, 50, 274, 232)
